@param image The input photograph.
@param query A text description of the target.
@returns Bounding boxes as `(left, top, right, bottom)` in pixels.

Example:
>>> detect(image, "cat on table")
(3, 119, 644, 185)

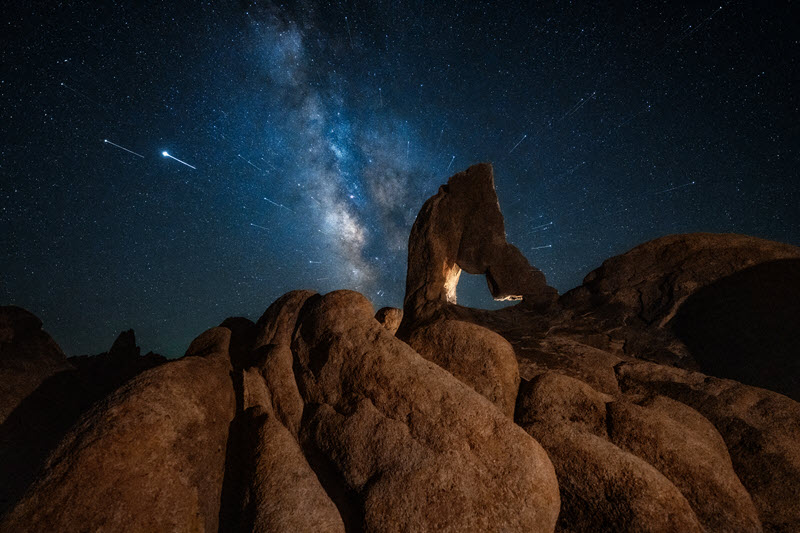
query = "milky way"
(1, 1, 797, 356)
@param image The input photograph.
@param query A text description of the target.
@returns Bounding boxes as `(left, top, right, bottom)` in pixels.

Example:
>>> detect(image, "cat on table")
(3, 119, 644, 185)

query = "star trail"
(1, 1, 797, 356)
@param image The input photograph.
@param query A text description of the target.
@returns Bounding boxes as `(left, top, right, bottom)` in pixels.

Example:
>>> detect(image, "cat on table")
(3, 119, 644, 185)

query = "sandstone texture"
(407, 318, 520, 416)
(374, 306, 403, 334)
(1, 163, 798, 532)
(291, 290, 560, 532)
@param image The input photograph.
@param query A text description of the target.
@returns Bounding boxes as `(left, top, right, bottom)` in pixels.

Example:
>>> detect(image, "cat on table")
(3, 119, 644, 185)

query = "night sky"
(2, 1, 797, 356)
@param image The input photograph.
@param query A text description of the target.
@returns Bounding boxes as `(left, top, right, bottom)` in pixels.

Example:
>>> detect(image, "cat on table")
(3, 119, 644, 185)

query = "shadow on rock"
(672, 258, 800, 401)
(0, 369, 85, 516)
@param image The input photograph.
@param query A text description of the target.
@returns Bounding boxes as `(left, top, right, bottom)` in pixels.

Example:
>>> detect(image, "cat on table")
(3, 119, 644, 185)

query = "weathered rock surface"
(407, 319, 520, 416)
(516, 335, 624, 396)
(374, 306, 403, 334)
(516, 373, 705, 532)
(562, 233, 800, 328)
(617, 361, 800, 532)
(607, 398, 761, 532)
(559, 233, 800, 387)
(1, 324, 165, 516)
(232, 405, 345, 533)
(0, 327, 236, 532)
(291, 290, 560, 532)
(249, 343, 304, 437)
(253, 289, 318, 349)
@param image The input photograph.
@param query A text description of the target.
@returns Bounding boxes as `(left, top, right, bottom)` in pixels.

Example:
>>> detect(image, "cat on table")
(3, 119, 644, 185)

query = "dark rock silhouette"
(1, 327, 235, 532)
(68, 329, 167, 400)
(108, 329, 138, 358)
(0, 324, 165, 516)
(0, 306, 71, 424)
(2, 163, 799, 531)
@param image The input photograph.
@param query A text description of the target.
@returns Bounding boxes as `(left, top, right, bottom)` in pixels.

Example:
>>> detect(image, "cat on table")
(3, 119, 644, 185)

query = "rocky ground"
(1, 163, 798, 532)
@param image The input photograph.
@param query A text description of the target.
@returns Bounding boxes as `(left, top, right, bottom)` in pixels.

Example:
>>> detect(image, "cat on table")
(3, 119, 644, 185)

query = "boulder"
(0, 318, 167, 516)
(291, 290, 560, 532)
(608, 398, 761, 531)
(539, 426, 703, 533)
(559, 233, 800, 373)
(249, 344, 304, 437)
(407, 319, 520, 417)
(562, 233, 800, 328)
(374, 307, 402, 335)
(515, 372, 612, 437)
(234, 404, 345, 533)
(515, 372, 703, 532)
(616, 360, 800, 531)
(0, 327, 236, 532)
(253, 290, 318, 349)
(516, 335, 623, 396)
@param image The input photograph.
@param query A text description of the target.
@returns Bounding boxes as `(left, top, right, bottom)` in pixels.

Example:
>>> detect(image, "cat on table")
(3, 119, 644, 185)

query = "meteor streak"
(529, 221, 554, 231)
(446, 155, 455, 172)
(653, 181, 696, 194)
(60, 82, 101, 106)
(103, 139, 143, 158)
(250, 222, 269, 230)
(161, 151, 196, 169)
(345, 15, 354, 48)
(562, 91, 596, 120)
(238, 154, 263, 171)
(263, 197, 295, 214)
(531, 244, 553, 250)
(509, 134, 527, 153)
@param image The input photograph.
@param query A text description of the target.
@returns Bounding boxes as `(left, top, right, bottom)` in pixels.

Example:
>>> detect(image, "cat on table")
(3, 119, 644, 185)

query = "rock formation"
(407, 319, 520, 417)
(0, 322, 165, 517)
(398, 162, 557, 336)
(0, 306, 71, 424)
(1, 328, 234, 532)
(559, 233, 800, 386)
(374, 306, 402, 334)
(2, 162, 799, 532)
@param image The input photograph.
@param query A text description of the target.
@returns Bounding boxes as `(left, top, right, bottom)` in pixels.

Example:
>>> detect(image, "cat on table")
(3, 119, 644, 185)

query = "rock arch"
(399, 163, 556, 334)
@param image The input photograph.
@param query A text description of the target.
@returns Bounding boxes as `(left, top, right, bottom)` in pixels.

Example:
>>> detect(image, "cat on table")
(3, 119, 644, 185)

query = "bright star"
(161, 151, 196, 169)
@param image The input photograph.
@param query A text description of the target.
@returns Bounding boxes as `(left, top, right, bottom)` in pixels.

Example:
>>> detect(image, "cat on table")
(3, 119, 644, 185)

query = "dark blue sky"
(2, 1, 797, 356)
